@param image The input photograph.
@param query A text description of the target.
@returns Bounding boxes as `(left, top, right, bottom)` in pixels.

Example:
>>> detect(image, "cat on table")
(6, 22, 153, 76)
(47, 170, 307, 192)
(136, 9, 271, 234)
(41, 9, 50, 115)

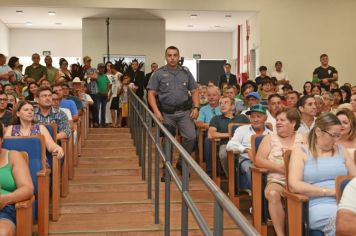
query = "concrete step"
(84, 139, 134, 147)
(68, 182, 207, 193)
(61, 189, 214, 205)
(49, 229, 243, 236)
(88, 128, 130, 134)
(60, 202, 154, 215)
(81, 147, 136, 156)
(50, 204, 244, 235)
(71, 175, 144, 184)
(74, 168, 139, 177)
(87, 133, 131, 140)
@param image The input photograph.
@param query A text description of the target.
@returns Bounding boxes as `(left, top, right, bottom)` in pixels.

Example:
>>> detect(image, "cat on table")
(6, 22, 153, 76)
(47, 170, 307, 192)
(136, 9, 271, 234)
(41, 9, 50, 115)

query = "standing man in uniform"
(147, 46, 199, 174)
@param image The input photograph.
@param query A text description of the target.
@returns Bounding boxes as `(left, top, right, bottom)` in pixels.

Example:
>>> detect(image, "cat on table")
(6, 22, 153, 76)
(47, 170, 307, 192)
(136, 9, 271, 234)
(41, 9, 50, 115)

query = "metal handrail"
(128, 89, 259, 236)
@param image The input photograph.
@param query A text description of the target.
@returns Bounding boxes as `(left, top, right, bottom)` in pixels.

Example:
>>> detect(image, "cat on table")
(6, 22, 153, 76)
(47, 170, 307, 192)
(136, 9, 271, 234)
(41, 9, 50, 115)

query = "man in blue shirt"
(196, 86, 221, 177)
(52, 84, 79, 122)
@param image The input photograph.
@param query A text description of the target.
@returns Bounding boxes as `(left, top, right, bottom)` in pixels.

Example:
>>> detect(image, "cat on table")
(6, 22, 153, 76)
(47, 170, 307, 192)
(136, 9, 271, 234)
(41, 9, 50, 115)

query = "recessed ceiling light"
(55, 22, 62, 25)
(225, 14, 232, 18)
(25, 22, 32, 26)
(214, 25, 221, 28)
(16, 10, 24, 14)
(187, 25, 194, 28)
(190, 14, 198, 19)
(48, 11, 56, 16)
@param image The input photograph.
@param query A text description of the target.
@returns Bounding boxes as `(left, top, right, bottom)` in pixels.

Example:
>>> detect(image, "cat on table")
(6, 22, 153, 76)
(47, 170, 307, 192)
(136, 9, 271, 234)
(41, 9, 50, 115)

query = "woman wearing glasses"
(288, 113, 356, 235)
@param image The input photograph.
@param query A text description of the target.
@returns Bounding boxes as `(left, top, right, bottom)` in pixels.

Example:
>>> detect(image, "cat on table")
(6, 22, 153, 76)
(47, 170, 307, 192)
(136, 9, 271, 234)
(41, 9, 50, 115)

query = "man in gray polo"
(147, 46, 199, 175)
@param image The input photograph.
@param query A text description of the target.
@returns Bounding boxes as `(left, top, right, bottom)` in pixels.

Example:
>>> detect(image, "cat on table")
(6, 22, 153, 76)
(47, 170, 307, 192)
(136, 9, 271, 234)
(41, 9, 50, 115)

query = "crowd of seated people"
(195, 54, 356, 235)
(1, 50, 356, 235)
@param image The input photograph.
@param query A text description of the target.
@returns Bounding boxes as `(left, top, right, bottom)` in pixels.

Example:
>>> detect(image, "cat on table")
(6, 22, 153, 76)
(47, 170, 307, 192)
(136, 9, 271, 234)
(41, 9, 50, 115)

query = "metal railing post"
(213, 201, 223, 236)
(141, 109, 146, 180)
(154, 126, 160, 224)
(164, 138, 171, 236)
(181, 158, 189, 236)
(147, 115, 152, 199)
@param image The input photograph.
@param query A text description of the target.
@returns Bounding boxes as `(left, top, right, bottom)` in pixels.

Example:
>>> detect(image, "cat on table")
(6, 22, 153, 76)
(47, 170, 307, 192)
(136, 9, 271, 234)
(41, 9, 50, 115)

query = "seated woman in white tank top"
(336, 109, 356, 158)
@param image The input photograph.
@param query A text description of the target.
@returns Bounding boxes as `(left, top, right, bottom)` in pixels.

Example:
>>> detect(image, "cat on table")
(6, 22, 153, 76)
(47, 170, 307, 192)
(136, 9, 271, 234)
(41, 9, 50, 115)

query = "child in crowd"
(259, 78, 274, 100)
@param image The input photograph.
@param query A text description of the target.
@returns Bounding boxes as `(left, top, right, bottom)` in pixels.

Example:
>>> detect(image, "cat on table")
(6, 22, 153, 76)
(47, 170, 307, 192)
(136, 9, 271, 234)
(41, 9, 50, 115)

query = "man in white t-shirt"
(270, 61, 289, 94)
(109, 65, 122, 127)
(336, 177, 356, 235)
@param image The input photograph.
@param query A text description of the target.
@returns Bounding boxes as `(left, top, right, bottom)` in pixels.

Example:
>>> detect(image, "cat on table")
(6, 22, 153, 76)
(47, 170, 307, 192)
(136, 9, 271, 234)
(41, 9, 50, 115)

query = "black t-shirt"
(313, 66, 337, 79)
(255, 76, 270, 86)
(209, 114, 250, 144)
(0, 110, 12, 127)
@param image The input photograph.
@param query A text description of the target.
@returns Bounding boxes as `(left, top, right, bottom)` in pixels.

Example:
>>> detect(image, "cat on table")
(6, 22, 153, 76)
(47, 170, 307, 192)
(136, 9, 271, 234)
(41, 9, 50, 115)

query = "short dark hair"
(320, 54, 328, 59)
(259, 66, 267, 72)
(297, 94, 314, 108)
(287, 90, 300, 98)
(3, 84, 13, 91)
(61, 83, 70, 89)
(7, 56, 19, 69)
(224, 63, 231, 67)
(262, 78, 272, 86)
(275, 61, 282, 66)
(36, 86, 52, 97)
(0, 91, 7, 97)
(268, 93, 282, 102)
(165, 46, 180, 55)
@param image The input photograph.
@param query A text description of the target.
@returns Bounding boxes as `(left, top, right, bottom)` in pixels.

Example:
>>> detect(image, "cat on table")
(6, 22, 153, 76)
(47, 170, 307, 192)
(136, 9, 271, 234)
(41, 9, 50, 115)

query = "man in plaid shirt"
(34, 86, 71, 140)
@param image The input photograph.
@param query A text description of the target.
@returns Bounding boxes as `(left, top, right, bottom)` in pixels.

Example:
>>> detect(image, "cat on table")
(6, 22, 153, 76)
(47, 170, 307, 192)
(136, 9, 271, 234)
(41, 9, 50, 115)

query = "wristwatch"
(193, 106, 200, 111)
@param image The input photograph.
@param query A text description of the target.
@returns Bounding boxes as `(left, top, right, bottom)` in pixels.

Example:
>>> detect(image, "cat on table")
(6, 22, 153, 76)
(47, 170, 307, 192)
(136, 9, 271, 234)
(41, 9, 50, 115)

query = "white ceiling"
(0, 6, 256, 32)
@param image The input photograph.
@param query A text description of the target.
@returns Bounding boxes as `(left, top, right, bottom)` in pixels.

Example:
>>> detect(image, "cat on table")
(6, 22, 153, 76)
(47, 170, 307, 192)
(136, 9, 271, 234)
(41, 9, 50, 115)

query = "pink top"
(267, 132, 304, 184)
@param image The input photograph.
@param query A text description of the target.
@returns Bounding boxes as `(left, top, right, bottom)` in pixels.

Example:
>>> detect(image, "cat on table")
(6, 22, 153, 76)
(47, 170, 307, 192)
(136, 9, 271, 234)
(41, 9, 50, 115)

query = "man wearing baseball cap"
(240, 91, 260, 115)
(226, 104, 271, 189)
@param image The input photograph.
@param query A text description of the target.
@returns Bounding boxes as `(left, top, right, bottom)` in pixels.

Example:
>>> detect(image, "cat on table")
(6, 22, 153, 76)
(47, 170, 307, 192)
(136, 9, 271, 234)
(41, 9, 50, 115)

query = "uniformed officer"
(147, 46, 199, 173)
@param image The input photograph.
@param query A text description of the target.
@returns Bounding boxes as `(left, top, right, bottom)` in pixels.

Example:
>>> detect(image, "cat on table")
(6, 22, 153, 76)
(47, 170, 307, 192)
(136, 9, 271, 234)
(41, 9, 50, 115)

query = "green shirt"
(97, 74, 111, 94)
(25, 64, 48, 82)
(0, 151, 16, 195)
(46, 66, 58, 85)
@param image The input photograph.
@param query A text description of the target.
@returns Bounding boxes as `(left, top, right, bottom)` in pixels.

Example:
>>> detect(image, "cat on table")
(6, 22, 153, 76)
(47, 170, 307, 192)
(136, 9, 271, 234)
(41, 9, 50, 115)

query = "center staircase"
(49, 127, 250, 235)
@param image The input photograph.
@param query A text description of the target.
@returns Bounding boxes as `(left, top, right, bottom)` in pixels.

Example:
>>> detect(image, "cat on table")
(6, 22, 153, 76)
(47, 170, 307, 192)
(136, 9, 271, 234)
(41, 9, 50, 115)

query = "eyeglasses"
(321, 129, 341, 139)
(0, 98, 8, 102)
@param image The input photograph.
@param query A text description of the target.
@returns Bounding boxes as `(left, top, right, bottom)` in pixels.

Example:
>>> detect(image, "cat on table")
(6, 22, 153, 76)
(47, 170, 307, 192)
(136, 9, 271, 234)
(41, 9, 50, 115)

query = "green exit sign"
(193, 54, 201, 59)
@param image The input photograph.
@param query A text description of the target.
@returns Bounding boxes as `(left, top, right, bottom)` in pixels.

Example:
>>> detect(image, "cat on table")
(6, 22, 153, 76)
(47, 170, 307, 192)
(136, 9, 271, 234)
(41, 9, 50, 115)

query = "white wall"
(82, 18, 165, 72)
(166, 31, 232, 61)
(0, 20, 10, 56)
(9, 29, 82, 58)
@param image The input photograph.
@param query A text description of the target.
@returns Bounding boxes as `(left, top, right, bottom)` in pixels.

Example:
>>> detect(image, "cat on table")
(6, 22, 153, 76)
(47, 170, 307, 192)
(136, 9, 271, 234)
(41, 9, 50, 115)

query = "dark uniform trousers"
(162, 110, 196, 163)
